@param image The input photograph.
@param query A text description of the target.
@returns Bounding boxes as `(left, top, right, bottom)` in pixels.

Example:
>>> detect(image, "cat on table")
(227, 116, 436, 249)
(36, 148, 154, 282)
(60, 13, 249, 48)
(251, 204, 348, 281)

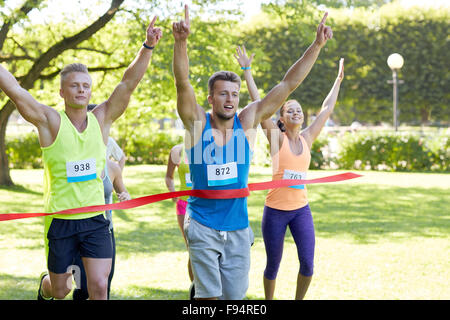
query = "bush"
(336, 130, 448, 172)
(6, 128, 448, 173)
(6, 132, 42, 169)
(118, 129, 183, 165)
(310, 135, 329, 169)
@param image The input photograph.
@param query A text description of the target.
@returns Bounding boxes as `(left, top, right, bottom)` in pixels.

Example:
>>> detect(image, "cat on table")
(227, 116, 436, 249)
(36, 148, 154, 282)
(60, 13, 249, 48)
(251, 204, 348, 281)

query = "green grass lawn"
(0, 166, 449, 300)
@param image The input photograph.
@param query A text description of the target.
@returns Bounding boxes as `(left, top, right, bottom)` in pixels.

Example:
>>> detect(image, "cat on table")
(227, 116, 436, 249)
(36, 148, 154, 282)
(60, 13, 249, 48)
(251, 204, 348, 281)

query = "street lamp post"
(387, 53, 404, 132)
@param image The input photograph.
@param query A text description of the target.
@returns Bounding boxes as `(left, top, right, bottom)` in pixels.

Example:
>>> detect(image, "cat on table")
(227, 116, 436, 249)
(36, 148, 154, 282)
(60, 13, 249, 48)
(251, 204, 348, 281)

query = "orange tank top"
(265, 133, 311, 210)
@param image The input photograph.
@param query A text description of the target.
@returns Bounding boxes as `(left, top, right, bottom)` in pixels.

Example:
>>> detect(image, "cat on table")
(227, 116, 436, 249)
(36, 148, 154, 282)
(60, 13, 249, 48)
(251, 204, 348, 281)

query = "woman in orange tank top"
(235, 47, 344, 300)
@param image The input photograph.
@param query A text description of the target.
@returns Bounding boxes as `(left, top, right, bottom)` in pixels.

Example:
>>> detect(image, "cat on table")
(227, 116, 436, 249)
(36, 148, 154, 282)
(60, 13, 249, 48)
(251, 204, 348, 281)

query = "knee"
(52, 285, 71, 300)
(88, 277, 108, 299)
(299, 260, 314, 277)
(264, 266, 279, 281)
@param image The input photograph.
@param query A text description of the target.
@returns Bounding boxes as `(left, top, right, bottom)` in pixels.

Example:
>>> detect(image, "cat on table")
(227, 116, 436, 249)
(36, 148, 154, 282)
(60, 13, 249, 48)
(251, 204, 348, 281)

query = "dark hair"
(87, 104, 97, 111)
(208, 71, 241, 96)
(277, 99, 299, 132)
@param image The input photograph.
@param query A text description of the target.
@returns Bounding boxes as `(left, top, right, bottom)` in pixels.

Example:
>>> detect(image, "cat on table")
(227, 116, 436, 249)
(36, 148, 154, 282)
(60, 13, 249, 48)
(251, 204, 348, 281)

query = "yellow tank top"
(41, 110, 106, 220)
(265, 133, 311, 210)
(177, 147, 191, 201)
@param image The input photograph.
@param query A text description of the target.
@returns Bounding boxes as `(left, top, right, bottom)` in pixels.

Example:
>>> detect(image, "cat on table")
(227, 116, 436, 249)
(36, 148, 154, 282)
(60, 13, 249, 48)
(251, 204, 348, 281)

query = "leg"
(261, 206, 291, 300)
(220, 228, 252, 300)
(72, 252, 89, 300)
(47, 271, 73, 299)
(78, 215, 113, 300)
(107, 229, 116, 299)
(82, 257, 112, 300)
(184, 216, 222, 300)
(288, 205, 315, 300)
(40, 271, 72, 300)
(177, 201, 194, 281)
(263, 277, 276, 301)
(295, 274, 312, 300)
(44, 218, 79, 300)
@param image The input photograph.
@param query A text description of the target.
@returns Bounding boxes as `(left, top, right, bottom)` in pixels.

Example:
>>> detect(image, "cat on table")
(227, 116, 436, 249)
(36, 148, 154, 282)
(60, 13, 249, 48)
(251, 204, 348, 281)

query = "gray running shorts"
(184, 215, 254, 299)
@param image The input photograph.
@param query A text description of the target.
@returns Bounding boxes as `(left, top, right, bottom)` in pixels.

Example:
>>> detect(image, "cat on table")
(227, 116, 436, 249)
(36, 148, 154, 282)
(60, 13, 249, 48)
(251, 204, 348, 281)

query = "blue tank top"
(186, 113, 252, 231)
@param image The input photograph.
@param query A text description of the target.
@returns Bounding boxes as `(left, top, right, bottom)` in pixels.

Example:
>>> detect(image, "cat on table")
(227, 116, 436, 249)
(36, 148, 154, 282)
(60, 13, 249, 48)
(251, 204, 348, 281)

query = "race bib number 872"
(207, 162, 238, 187)
(66, 158, 97, 183)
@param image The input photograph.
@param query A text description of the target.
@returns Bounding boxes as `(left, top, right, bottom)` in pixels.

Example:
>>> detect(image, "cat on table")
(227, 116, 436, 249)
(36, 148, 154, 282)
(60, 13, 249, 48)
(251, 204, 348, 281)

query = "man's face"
(59, 72, 92, 109)
(208, 80, 240, 120)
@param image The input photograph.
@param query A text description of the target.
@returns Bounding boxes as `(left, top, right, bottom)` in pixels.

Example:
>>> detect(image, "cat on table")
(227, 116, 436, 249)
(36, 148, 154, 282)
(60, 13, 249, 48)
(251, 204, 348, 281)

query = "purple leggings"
(262, 204, 315, 279)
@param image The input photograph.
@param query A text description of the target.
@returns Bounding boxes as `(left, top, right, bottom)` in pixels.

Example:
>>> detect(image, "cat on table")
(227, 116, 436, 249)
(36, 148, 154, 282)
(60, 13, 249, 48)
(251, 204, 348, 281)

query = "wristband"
(241, 67, 251, 70)
(143, 42, 154, 50)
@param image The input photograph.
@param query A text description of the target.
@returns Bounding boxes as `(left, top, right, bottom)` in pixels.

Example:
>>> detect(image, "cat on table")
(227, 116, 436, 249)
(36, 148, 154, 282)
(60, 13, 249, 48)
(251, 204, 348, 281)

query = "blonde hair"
(60, 63, 89, 86)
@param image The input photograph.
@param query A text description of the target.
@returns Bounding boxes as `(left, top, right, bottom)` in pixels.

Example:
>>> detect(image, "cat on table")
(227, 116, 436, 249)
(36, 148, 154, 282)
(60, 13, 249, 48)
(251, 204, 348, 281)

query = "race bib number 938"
(66, 158, 97, 183)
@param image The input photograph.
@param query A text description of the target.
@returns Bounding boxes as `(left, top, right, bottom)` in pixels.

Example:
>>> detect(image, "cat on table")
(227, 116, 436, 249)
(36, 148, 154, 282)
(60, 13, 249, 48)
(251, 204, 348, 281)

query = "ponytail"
(277, 119, 286, 132)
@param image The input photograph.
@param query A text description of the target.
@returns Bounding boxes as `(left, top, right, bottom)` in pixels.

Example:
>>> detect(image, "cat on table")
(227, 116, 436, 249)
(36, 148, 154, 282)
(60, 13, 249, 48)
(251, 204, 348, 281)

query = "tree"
(239, 1, 449, 126)
(0, 0, 125, 185)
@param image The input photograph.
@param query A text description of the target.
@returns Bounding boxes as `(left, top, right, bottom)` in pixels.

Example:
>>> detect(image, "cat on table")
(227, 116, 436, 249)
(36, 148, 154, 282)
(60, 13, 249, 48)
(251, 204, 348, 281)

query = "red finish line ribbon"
(0, 172, 362, 222)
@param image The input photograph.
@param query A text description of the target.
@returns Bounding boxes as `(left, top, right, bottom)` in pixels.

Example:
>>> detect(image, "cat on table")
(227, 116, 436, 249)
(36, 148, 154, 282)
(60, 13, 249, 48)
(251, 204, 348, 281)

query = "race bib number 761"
(283, 169, 306, 189)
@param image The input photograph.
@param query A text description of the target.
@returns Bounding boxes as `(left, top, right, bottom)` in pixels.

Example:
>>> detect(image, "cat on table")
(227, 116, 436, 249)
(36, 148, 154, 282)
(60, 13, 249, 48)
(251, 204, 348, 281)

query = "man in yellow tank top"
(0, 17, 162, 300)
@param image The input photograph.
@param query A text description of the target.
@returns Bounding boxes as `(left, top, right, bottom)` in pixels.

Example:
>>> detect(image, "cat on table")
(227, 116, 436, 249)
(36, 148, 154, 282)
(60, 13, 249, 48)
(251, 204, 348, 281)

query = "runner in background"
(165, 143, 195, 298)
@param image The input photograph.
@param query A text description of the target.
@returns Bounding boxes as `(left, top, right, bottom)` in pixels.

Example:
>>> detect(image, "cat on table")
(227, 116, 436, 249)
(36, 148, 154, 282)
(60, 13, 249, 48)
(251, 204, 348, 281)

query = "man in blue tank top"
(172, 5, 333, 300)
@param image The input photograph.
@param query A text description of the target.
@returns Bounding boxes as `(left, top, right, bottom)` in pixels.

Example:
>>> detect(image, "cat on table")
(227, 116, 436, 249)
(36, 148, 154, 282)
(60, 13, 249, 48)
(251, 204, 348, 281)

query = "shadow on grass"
(110, 286, 263, 300)
(308, 184, 449, 243)
(0, 184, 42, 196)
(111, 286, 188, 300)
(0, 273, 37, 299)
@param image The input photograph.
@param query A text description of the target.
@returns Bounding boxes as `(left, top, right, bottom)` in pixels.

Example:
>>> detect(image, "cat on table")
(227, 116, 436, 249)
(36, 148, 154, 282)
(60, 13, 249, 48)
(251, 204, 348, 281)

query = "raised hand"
(172, 4, 190, 41)
(337, 58, 344, 82)
(234, 45, 255, 69)
(145, 16, 163, 47)
(315, 12, 333, 48)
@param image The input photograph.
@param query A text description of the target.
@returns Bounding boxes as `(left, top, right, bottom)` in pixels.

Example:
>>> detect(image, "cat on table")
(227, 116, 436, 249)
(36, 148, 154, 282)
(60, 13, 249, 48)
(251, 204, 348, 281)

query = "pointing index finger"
(185, 4, 189, 24)
(320, 12, 328, 25)
(149, 15, 157, 28)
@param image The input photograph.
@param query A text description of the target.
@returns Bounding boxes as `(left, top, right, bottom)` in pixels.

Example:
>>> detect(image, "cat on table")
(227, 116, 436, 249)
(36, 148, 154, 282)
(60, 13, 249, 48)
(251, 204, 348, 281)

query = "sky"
(7, 0, 449, 25)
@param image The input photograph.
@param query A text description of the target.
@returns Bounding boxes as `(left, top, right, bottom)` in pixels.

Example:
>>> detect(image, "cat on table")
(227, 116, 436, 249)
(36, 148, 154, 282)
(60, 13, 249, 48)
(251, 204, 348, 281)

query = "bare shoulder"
(92, 101, 107, 125)
(238, 100, 260, 130)
(170, 143, 183, 165)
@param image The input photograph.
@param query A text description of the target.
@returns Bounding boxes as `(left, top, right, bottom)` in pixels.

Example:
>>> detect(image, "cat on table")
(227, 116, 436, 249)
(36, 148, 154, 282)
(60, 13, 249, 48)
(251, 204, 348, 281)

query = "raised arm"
(94, 16, 162, 133)
(234, 45, 259, 101)
(0, 64, 59, 147)
(246, 12, 333, 128)
(302, 58, 344, 149)
(172, 4, 204, 131)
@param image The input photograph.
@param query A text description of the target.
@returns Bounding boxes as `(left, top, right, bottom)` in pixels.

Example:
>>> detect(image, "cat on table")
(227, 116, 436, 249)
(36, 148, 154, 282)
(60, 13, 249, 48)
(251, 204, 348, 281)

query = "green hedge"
(117, 130, 183, 165)
(6, 132, 42, 169)
(6, 129, 449, 172)
(336, 131, 449, 172)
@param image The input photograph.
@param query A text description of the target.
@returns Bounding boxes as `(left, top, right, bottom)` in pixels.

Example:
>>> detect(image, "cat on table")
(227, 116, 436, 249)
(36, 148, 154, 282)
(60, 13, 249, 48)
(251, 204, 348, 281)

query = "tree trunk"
(0, 0, 124, 186)
(0, 102, 15, 186)
(420, 107, 430, 124)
